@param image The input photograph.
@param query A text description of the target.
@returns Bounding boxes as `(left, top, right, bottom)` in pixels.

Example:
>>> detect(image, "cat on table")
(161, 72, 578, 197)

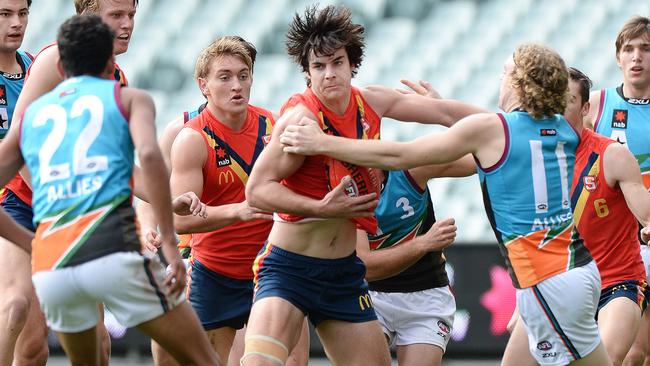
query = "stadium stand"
(20, 0, 650, 242)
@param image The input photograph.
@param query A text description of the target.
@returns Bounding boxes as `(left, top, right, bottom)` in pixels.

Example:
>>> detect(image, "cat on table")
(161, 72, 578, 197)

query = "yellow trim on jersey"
(572, 157, 601, 226)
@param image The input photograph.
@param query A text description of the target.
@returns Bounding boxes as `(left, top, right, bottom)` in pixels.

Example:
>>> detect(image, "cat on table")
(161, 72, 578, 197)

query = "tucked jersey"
(594, 86, 650, 189)
(5, 43, 128, 206)
(0, 49, 33, 139)
(277, 87, 381, 226)
(478, 111, 592, 289)
(367, 170, 449, 292)
(20, 76, 136, 273)
(571, 128, 646, 288)
(186, 105, 274, 280)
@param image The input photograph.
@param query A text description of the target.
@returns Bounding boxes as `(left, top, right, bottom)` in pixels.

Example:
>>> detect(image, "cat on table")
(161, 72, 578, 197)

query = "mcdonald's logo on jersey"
(358, 294, 373, 310)
(218, 171, 234, 185)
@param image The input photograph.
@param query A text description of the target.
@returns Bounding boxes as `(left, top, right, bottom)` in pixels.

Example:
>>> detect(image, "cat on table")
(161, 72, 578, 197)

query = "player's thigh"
(206, 326, 237, 365)
(501, 316, 536, 366)
(598, 296, 642, 363)
(55, 326, 100, 366)
(396, 343, 443, 366)
(138, 301, 217, 365)
(245, 297, 306, 353)
(286, 319, 310, 366)
(316, 319, 391, 366)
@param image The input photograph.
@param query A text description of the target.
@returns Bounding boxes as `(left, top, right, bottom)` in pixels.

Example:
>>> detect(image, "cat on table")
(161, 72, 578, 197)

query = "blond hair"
(194, 36, 253, 80)
(74, 0, 138, 14)
(616, 16, 650, 54)
(510, 43, 568, 119)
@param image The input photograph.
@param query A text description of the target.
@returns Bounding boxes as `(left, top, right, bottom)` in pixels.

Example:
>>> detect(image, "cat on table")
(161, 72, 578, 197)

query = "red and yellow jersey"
(277, 87, 381, 226)
(571, 128, 646, 288)
(3, 43, 128, 206)
(185, 105, 274, 280)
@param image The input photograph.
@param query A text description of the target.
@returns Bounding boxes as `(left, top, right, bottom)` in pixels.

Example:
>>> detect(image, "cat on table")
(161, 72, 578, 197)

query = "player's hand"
(142, 229, 161, 253)
(396, 79, 441, 99)
(280, 117, 326, 155)
(417, 218, 456, 251)
(236, 201, 273, 222)
(319, 176, 378, 218)
(642, 227, 650, 244)
(172, 191, 207, 218)
(160, 238, 187, 297)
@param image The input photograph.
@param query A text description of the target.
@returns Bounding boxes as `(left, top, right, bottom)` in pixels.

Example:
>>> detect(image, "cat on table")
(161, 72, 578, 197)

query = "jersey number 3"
(32, 95, 108, 184)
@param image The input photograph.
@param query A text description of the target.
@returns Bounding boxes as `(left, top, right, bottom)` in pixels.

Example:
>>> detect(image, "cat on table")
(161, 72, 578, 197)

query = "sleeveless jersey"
(0, 49, 33, 139)
(20, 76, 136, 272)
(594, 86, 650, 189)
(478, 111, 592, 289)
(277, 87, 381, 229)
(186, 105, 274, 280)
(5, 43, 128, 206)
(176, 102, 206, 253)
(571, 128, 646, 288)
(367, 170, 449, 292)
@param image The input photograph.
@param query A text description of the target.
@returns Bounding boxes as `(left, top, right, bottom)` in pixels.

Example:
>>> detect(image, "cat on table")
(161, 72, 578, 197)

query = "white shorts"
(32, 251, 184, 333)
(639, 245, 650, 284)
(516, 261, 601, 366)
(370, 286, 456, 352)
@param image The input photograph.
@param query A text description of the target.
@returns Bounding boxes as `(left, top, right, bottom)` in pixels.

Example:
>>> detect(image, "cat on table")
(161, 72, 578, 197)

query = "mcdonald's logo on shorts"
(218, 171, 234, 185)
(358, 294, 373, 310)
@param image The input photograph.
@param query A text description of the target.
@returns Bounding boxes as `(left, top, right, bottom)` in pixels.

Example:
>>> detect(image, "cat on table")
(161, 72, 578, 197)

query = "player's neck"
(207, 103, 247, 132)
(0, 50, 20, 74)
(621, 82, 650, 100)
(315, 88, 351, 116)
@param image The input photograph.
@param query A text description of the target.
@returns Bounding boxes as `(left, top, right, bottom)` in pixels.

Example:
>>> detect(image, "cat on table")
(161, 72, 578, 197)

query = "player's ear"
(55, 59, 65, 78)
(197, 77, 209, 96)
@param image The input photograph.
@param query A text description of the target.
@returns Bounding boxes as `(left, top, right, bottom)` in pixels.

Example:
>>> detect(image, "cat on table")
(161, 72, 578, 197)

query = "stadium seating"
(21, 0, 650, 242)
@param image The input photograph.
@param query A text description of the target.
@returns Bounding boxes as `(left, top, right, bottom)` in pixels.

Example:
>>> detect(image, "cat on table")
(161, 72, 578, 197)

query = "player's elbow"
(173, 215, 194, 235)
(137, 146, 164, 169)
(245, 183, 264, 210)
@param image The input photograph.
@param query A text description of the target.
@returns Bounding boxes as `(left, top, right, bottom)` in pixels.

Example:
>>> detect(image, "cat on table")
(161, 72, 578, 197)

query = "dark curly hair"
(286, 4, 365, 85)
(58, 15, 115, 77)
(510, 43, 569, 119)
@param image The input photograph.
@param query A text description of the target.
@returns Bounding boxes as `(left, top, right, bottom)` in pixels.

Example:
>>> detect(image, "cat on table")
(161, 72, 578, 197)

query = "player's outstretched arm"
(356, 217, 457, 281)
(362, 84, 488, 127)
(124, 87, 185, 296)
(606, 143, 650, 226)
(246, 106, 377, 218)
(281, 113, 493, 170)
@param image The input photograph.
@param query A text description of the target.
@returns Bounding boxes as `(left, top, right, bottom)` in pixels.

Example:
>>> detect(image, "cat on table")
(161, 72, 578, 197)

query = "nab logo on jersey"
(215, 146, 231, 167)
(583, 176, 598, 192)
(611, 109, 628, 129)
(0, 84, 7, 106)
(540, 129, 556, 136)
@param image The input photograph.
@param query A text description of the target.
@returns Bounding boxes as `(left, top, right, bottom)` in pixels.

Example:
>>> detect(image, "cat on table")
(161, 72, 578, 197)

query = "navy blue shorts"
(253, 242, 377, 326)
(1, 189, 34, 232)
(188, 259, 253, 330)
(597, 280, 648, 318)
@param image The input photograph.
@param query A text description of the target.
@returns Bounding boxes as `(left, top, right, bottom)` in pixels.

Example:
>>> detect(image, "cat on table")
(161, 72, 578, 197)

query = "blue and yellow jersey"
(367, 170, 448, 292)
(20, 76, 135, 272)
(594, 86, 650, 189)
(478, 111, 591, 288)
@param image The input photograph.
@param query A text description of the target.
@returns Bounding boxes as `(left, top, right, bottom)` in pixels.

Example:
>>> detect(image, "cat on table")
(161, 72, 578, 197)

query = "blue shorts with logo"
(253, 242, 377, 326)
(188, 259, 253, 330)
(597, 280, 648, 317)
(1, 189, 34, 232)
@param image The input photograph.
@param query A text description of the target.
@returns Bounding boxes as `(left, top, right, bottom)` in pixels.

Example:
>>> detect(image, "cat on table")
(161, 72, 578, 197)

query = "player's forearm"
(319, 136, 415, 170)
(246, 180, 322, 217)
(137, 150, 175, 240)
(174, 203, 241, 234)
(361, 237, 428, 281)
(0, 209, 33, 253)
